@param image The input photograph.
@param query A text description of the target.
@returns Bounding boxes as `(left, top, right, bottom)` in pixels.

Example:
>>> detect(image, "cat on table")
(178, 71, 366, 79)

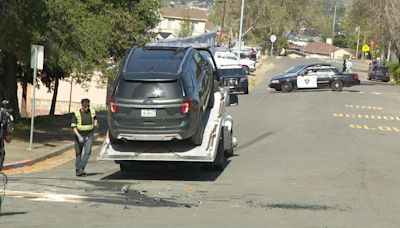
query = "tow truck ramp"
(97, 90, 236, 166)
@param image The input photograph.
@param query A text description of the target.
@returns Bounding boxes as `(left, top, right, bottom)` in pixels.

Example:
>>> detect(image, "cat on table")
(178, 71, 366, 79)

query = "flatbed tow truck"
(97, 31, 237, 172)
(97, 89, 237, 171)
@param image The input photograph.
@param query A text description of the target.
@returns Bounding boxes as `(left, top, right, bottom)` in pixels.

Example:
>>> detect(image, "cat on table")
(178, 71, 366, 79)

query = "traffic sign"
(270, 34, 276, 43)
(362, 44, 370, 52)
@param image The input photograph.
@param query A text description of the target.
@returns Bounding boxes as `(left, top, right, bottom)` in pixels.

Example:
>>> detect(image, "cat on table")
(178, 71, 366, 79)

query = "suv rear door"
(112, 77, 186, 130)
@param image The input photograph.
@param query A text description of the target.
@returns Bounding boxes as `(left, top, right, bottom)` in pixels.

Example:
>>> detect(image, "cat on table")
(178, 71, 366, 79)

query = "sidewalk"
(2, 111, 108, 170)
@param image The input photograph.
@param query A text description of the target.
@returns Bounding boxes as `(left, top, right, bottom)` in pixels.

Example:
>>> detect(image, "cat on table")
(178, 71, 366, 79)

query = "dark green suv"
(108, 46, 217, 145)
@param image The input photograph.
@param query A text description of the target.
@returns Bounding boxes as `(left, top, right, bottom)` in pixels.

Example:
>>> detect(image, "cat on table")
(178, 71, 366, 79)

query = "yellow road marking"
(345, 104, 383, 110)
(333, 113, 400, 121)
(349, 124, 400, 132)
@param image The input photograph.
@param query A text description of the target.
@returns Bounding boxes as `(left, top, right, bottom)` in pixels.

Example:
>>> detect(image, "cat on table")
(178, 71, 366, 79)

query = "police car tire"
(281, 81, 293, 92)
(331, 80, 344, 91)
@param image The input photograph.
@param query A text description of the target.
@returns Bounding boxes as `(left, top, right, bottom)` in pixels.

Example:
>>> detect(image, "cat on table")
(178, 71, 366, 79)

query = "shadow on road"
(101, 160, 232, 181)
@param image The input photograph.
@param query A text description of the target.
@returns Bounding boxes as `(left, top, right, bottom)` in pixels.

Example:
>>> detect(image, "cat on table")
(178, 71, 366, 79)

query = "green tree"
(0, 0, 160, 117)
(178, 16, 193, 37)
(0, 1, 47, 119)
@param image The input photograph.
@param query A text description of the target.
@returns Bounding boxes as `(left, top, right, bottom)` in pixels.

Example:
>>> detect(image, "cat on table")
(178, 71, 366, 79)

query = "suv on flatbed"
(108, 46, 217, 145)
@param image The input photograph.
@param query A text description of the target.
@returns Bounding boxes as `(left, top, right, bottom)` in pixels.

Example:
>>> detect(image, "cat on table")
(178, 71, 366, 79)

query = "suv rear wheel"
(208, 81, 215, 109)
(188, 114, 204, 145)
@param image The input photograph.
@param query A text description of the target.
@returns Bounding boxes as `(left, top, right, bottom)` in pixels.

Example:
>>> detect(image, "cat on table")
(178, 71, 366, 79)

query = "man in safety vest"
(71, 98, 98, 176)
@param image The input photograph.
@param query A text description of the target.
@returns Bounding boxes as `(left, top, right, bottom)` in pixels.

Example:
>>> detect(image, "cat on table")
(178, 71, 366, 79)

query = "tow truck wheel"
(120, 163, 130, 172)
(331, 80, 344, 91)
(210, 134, 226, 171)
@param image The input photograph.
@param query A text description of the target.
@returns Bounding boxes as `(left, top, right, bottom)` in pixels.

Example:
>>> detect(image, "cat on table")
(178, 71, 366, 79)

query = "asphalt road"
(2, 57, 400, 228)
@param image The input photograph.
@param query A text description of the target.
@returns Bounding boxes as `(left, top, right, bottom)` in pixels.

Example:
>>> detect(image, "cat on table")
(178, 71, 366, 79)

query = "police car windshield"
(285, 64, 306, 73)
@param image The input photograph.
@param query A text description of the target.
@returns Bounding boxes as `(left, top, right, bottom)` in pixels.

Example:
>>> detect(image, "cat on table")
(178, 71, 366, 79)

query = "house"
(302, 42, 339, 58)
(154, 7, 215, 39)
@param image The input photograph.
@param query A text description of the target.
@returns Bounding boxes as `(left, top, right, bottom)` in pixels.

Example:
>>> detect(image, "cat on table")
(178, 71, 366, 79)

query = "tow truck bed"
(97, 91, 233, 163)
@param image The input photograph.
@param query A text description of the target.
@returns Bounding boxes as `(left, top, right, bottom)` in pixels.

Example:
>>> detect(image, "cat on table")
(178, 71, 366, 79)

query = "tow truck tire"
(189, 114, 204, 146)
(210, 135, 226, 171)
(331, 80, 344, 91)
(120, 163, 130, 172)
(281, 81, 293, 92)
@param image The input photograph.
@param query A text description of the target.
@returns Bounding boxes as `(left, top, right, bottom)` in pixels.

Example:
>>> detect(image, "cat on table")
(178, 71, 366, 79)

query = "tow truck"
(97, 31, 238, 172)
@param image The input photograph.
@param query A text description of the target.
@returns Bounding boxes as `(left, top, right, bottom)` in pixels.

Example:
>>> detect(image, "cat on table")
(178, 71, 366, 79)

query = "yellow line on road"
(332, 113, 400, 121)
(345, 104, 383, 110)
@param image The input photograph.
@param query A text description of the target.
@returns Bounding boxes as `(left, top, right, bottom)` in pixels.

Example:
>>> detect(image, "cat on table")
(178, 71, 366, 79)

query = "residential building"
(154, 7, 215, 39)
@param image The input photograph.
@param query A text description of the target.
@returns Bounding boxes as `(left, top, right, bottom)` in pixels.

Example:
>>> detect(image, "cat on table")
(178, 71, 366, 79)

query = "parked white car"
(214, 51, 256, 72)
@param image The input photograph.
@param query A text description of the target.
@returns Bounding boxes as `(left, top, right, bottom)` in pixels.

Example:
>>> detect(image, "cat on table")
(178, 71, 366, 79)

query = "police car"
(269, 63, 360, 92)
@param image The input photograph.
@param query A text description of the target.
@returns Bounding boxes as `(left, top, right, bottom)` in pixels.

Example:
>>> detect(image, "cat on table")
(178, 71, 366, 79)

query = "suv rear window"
(125, 48, 186, 74)
(113, 79, 183, 99)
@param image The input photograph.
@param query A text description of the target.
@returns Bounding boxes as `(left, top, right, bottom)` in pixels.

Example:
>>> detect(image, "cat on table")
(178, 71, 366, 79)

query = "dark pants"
(74, 133, 94, 172)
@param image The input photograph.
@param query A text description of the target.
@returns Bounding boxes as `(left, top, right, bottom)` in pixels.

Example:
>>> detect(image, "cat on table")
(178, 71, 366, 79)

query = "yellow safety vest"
(72, 108, 96, 131)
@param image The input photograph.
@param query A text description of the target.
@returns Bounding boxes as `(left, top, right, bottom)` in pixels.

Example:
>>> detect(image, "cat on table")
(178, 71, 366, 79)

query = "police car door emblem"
(305, 78, 310, 84)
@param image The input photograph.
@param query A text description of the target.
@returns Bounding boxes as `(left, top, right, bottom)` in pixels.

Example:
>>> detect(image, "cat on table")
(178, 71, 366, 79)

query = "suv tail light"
(371, 70, 376, 75)
(181, 99, 192, 114)
(110, 99, 117, 113)
(354, 73, 359, 81)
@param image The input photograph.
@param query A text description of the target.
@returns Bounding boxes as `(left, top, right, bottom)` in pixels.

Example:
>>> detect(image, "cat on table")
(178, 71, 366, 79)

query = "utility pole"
(355, 26, 360, 59)
(332, 5, 337, 40)
(238, 0, 245, 57)
(219, 0, 227, 43)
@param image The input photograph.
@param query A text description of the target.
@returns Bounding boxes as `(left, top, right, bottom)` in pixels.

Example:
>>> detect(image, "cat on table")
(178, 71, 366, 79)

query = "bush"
(387, 62, 400, 84)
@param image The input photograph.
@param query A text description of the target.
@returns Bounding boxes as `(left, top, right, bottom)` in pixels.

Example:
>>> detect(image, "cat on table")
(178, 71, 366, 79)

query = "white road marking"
(371, 92, 382, 95)
(5, 190, 86, 203)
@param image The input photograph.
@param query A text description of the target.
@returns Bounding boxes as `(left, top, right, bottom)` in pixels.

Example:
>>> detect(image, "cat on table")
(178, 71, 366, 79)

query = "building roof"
(303, 42, 338, 55)
(340, 48, 354, 55)
(160, 7, 208, 21)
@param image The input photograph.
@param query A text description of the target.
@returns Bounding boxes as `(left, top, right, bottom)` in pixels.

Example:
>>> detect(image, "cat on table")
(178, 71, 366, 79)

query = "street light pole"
(238, 0, 245, 58)
(355, 26, 360, 59)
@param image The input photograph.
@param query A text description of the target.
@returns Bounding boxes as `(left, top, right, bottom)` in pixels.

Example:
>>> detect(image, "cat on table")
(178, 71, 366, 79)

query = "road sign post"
(29, 45, 44, 150)
(270, 34, 276, 56)
(362, 44, 370, 60)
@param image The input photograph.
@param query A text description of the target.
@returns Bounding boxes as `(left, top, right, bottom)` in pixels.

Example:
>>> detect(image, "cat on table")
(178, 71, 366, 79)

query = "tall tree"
(0, 1, 47, 119)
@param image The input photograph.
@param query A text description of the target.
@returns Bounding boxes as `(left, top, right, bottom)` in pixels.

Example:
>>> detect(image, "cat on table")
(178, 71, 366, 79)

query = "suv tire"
(189, 114, 204, 145)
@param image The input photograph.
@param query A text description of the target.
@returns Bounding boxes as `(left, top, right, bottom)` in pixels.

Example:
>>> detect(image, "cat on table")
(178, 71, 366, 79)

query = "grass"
(387, 61, 400, 84)
(12, 114, 73, 139)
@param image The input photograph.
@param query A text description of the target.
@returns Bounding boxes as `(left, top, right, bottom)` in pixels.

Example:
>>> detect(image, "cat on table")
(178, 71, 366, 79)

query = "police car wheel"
(281, 82, 293, 92)
(331, 80, 344, 91)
